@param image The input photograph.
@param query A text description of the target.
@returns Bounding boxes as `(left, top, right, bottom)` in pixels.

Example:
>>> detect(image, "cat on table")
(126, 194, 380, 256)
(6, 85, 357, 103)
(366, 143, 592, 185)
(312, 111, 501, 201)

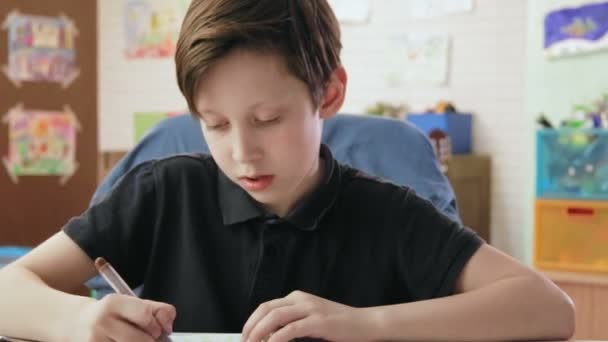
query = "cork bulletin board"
(0, 1, 97, 246)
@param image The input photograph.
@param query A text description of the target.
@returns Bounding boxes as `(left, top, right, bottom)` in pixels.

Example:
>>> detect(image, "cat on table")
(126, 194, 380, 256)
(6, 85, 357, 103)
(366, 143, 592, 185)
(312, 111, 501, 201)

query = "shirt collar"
(217, 144, 340, 231)
(218, 167, 265, 225)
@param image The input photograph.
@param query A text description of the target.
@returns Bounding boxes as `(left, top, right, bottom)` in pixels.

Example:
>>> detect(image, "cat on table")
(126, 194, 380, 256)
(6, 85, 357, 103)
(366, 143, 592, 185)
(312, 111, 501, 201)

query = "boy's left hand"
(241, 290, 375, 342)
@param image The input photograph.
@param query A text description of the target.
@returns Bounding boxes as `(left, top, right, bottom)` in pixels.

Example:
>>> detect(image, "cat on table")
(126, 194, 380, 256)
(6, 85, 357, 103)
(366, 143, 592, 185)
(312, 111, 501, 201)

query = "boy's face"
(194, 49, 346, 216)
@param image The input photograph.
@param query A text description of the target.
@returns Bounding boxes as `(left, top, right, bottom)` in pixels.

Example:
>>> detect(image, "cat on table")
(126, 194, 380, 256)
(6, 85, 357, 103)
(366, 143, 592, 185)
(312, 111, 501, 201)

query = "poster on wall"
(385, 33, 450, 86)
(544, 1, 608, 59)
(409, 0, 474, 18)
(328, 0, 371, 24)
(1, 10, 80, 88)
(2, 104, 80, 184)
(133, 111, 187, 142)
(125, 0, 190, 59)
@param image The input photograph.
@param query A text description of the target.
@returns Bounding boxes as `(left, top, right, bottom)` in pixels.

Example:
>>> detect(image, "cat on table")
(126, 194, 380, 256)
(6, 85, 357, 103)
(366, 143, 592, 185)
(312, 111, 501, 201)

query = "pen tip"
(94, 257, 107, 270)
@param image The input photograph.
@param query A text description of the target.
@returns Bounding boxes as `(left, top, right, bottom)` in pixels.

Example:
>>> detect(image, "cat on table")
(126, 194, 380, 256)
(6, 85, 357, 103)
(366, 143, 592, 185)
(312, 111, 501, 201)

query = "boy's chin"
(246, 190, 276, 204)
(247, 192, 285, 214)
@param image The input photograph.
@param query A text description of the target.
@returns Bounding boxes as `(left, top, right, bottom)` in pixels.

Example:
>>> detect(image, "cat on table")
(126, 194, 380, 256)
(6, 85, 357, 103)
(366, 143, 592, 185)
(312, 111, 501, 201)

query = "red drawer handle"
(567, 207, 595, 216)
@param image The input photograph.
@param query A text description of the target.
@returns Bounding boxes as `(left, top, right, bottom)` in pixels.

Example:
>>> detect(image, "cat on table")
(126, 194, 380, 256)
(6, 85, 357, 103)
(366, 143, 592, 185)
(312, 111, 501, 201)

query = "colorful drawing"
(1, 10, 80, 88)
(2, 104, 80, 184)
(386, 33, 450, 86)
(125, 0, 190, 59)
(544, 2, 608, 59)
(134, 111, 187, 142)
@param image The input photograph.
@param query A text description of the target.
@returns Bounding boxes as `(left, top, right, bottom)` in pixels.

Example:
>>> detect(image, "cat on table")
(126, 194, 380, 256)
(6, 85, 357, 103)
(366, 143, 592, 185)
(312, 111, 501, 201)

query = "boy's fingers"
(155, 310, 175, 334)
(107, 295, 163, 338)
(106, 317, 157, 342)
(247, 305, 307, 342)
(145, 300, 177, 333)
(242, 298, 293, 340)
(268, 317, 316, 342)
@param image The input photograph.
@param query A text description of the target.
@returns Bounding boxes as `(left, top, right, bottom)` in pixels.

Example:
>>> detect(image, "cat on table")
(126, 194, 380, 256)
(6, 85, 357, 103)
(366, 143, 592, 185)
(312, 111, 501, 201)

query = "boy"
(0, 1, 574, 341)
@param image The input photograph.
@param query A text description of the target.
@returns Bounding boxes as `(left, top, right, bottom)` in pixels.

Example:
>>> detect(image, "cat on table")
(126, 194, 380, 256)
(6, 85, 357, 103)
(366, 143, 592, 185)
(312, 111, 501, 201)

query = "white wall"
(98, 0, 530, 261)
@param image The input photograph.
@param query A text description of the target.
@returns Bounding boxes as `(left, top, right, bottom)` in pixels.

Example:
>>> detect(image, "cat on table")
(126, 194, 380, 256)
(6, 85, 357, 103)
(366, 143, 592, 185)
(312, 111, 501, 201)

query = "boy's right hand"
(67, 294, 176, 342)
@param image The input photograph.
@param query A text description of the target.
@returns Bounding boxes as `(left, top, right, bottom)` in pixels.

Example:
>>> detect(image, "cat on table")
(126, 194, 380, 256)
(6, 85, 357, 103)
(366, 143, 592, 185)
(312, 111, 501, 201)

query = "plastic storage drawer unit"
(535, 199, 608, 273)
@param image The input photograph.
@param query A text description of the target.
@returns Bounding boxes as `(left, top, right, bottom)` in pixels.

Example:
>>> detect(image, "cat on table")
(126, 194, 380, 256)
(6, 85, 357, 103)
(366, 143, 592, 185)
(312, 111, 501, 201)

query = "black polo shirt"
(64, 145, 482, 333)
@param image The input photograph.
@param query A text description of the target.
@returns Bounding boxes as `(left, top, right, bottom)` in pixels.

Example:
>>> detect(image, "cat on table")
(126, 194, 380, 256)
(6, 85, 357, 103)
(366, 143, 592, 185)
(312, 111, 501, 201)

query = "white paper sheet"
(169, 333, 241, 342)
(0, 334, 241, 342)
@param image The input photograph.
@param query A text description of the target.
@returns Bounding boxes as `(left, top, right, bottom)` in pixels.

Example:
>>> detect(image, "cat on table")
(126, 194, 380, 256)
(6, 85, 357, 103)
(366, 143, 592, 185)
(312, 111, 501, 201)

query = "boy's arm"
(0, 232, 174, 342)
(0, 232, 97, 341)
(366, 244, 575, 341)
(243, 244, 575, 342)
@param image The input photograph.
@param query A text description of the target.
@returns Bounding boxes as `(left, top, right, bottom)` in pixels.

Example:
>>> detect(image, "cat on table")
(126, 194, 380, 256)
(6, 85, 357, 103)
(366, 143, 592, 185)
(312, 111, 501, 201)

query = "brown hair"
(175, 0, 342, 115)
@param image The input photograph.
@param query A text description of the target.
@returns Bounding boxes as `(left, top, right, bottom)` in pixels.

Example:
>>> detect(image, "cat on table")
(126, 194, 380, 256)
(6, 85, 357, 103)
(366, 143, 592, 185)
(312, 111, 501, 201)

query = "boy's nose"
(231, 131, 262, 163)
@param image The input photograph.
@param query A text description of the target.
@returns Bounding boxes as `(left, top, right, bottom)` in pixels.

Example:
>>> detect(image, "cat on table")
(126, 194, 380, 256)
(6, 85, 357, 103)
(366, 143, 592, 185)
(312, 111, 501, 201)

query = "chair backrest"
(93, 113, 460, 222)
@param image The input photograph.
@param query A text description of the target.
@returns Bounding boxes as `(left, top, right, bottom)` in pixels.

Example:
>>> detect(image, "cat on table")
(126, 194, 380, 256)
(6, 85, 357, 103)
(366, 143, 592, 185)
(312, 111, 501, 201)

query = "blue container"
(536, 129, 608, 200)
(407, 112, 472, 154)
(0, 246, 31, 268)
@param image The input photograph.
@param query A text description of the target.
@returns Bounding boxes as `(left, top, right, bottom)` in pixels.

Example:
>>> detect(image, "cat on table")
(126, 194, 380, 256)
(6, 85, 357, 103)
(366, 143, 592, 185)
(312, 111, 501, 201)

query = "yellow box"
(535, 199, 608, 274)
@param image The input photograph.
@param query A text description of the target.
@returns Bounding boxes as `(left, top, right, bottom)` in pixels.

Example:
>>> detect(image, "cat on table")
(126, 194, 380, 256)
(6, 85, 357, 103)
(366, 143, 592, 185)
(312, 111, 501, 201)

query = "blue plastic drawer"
(407, 113, 472, 154)
(536, 129, 608, 200)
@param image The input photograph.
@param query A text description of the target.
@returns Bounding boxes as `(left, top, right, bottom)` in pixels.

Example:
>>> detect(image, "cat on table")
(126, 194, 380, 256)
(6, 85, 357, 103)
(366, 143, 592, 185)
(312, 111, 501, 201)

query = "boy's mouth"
(238, 175, 275, 191)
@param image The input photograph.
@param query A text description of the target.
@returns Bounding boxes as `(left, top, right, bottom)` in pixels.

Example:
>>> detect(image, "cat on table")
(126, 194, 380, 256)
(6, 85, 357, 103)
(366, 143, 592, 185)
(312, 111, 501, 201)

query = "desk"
(0, 337, 599, 342)
(544, 270, 608, 340)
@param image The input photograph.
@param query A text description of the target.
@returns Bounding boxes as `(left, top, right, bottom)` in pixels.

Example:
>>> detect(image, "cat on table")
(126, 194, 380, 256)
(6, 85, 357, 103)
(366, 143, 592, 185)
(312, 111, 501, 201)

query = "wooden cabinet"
(545, 271, 608, 339)
(446, 155, 491, 242)
(98, 151, 127, 183)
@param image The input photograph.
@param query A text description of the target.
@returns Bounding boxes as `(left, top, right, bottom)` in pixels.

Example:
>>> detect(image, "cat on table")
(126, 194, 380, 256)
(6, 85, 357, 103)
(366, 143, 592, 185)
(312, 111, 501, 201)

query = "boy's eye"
(206, 122, 229, 130)
(255, 116, 280, 125)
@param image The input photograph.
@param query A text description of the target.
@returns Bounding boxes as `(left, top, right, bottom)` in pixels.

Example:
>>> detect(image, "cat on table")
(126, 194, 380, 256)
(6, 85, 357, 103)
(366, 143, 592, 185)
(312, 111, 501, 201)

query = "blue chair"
(93, 113, 460, 221)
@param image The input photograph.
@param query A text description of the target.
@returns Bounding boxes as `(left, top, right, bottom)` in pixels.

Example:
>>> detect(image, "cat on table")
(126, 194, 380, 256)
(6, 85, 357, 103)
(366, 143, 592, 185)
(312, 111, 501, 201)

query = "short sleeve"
(63, 161, 158, 288)
(397, 190, 483, 300)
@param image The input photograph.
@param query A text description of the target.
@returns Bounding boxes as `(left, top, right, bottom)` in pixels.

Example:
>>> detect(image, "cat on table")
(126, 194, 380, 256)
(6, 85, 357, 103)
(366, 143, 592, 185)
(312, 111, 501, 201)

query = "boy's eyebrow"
(248, 102, 271, 111)
(199, 102, 286, 116)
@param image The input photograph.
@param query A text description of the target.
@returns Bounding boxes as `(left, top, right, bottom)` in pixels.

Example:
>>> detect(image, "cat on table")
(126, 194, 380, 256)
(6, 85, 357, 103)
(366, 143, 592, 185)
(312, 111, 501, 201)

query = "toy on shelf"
(567, 92, 608, 128)
(365, 101, 408, 119)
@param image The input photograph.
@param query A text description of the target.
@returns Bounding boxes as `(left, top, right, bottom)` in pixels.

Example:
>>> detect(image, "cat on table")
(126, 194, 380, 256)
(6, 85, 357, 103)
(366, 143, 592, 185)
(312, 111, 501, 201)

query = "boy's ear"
(319, 66, 348, 119)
